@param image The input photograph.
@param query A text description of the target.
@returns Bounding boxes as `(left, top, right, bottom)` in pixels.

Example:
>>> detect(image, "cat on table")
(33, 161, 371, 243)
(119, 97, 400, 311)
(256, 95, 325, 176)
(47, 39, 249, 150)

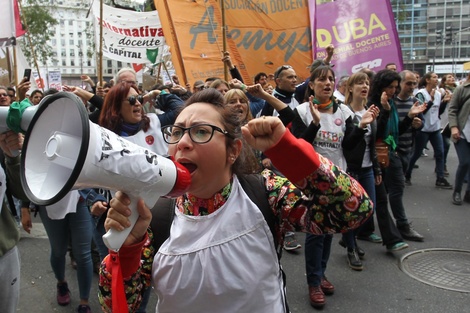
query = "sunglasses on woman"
(127, 95, 144, 105)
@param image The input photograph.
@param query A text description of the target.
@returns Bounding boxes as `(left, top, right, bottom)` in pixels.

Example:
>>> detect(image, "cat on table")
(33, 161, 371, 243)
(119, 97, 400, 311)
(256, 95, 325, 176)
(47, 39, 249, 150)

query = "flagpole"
(17, 0, 43, 91)
(156, 62, 162, 83)
(161, 61, 172, 84)
(98, 0, 103, 85)
(220, 0, 228, 81)
(12, 46, 18, 101)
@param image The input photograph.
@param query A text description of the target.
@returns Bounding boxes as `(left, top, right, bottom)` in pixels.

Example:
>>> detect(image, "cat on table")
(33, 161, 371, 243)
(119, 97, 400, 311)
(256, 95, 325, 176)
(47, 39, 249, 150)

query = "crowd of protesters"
(1, 46, 469, 312)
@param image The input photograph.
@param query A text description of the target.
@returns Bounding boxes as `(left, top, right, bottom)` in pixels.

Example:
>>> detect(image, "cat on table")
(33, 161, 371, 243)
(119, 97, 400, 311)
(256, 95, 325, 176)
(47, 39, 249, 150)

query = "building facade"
(392, 0, 469, 77)
(35, 0, 133, 86)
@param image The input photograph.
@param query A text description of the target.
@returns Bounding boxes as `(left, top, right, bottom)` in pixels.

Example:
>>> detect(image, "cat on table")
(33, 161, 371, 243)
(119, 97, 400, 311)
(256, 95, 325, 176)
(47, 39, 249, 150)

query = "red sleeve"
(264, 129, 320, 183)
(105, 233, 148, 278)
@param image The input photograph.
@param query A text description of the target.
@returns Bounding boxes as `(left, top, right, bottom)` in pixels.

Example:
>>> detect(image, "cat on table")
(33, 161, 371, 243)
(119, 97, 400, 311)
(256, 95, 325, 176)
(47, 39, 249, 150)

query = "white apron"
(126, 114, 167, 155)
(152, 176, 286, 313)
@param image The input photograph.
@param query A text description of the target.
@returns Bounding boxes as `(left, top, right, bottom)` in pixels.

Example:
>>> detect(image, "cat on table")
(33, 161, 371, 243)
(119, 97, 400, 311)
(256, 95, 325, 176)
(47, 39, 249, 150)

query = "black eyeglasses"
(0, 93, 8, 97)
(405, 81, 417, 86)
(162, 124, 233, 144)
(126, 95, 144, 105)
(274, 65, 293, 79)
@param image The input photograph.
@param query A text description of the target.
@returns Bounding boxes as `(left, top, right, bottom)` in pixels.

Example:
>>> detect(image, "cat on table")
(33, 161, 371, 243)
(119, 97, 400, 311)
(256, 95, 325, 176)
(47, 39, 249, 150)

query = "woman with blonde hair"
(224, 88, 253, 122)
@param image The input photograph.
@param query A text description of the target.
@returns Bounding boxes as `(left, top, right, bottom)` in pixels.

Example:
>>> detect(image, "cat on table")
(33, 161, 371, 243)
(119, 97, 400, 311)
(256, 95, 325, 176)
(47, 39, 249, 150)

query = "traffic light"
(445, 26, 453, 43)
(436, 29, 443, 44)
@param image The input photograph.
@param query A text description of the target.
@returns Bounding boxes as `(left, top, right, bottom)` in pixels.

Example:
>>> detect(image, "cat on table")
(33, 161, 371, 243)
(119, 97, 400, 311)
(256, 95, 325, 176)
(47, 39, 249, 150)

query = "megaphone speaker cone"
(21, 92, 90, 205)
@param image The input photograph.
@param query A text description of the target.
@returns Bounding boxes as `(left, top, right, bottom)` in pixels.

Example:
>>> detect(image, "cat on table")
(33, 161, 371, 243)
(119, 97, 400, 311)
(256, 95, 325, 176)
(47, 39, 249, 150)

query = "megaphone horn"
(21, 92, 191, 251)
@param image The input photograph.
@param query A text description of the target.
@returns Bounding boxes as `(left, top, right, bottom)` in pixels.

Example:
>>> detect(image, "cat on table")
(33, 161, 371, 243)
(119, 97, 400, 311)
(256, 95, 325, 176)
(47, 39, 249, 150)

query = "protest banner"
(310, 0, 403, 77)
(48, 69, 62, 91)
(156, 0, 312, 85)
(92, 2, 166, 64)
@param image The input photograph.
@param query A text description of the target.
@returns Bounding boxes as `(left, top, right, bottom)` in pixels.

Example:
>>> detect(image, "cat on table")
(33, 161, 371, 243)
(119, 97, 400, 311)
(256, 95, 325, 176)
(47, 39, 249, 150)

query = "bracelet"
(241, 84, 246, 92)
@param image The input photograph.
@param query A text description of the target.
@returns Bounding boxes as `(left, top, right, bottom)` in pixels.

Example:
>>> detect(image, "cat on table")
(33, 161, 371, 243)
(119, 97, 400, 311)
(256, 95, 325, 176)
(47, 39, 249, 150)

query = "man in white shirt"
(333, 75, 349, 103)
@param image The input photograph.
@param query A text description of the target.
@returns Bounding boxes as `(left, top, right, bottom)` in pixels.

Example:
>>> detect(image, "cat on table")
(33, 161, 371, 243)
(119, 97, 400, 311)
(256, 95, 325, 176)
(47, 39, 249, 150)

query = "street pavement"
(17, 147, 470, 313)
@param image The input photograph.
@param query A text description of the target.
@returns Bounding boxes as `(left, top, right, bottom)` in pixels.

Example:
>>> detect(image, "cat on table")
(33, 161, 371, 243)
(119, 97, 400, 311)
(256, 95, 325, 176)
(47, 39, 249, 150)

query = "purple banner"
(310, 0, 403, 77)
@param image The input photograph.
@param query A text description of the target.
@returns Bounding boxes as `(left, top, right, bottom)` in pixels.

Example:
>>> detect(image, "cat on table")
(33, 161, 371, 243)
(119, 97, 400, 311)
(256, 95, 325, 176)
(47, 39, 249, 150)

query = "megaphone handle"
(10, 149, 19, 157)
(102, 194, 141, 251)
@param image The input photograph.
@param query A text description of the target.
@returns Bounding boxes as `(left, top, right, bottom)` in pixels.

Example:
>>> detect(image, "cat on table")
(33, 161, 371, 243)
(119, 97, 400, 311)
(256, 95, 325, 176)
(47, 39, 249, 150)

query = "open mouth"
(181, 162, 198, 174)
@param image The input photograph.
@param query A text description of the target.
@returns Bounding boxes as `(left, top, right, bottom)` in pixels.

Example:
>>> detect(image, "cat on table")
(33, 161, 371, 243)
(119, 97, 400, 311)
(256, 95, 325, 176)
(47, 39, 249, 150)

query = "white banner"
(48, 69, 62, 91)
(426, 64, 465, 74)
(0, 0, 16, 45)
(92, 3, 166, 64)
(32, 70, 48, 91)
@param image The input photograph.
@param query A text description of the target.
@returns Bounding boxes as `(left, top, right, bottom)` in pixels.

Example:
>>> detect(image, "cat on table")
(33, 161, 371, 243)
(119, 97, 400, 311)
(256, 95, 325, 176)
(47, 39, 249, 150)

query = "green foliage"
(18, 0, 58, 66)
(390, 0, 408, 24)
(145, 0, 156, 11)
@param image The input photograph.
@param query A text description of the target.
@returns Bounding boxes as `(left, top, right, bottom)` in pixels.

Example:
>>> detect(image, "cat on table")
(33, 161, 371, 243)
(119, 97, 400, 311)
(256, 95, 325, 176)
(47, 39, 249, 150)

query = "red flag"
(14, 0, 26, 37)
(132, 63, 143, 73)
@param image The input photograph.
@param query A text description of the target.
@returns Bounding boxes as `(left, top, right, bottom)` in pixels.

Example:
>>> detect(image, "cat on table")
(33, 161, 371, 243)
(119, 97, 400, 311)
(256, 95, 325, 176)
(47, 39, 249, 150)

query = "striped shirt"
(394, 95, 416, 156)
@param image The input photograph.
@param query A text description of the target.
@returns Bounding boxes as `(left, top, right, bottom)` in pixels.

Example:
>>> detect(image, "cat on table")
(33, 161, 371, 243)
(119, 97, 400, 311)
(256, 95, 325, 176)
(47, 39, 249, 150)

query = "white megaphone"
(0, 100, 40, 156)
(20, 92, 191, 251)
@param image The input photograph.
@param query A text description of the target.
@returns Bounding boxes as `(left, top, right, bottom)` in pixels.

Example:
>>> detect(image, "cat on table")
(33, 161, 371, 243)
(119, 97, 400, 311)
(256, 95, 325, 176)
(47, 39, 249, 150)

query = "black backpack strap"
(150, 197, 176, 251)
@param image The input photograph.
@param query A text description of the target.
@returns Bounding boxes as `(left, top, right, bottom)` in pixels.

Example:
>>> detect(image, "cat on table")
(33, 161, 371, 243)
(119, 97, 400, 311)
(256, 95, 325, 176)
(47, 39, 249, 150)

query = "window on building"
(71, 60, 75, 66)
(107, 60, 112, 67)
(69, 39, 74, 45)
(69, 20, 73, 26)
(62, 60, 66, 66)
(61, 39, 65, 46)
(117, 61, 122, 68)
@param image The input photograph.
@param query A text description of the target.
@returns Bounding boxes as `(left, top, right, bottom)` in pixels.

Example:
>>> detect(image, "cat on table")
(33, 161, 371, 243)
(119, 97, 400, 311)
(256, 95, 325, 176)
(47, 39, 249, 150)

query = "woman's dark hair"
(30, 89, 43, 98)
(43, 88, 59, 97)
(98, 82, 150, 134)
(183, 88, 260, 175)
(439, 74, 451, 89)
(419, 72, 434, 89)
(304, 65, 336, 102)
(369, 69, 401, 106)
